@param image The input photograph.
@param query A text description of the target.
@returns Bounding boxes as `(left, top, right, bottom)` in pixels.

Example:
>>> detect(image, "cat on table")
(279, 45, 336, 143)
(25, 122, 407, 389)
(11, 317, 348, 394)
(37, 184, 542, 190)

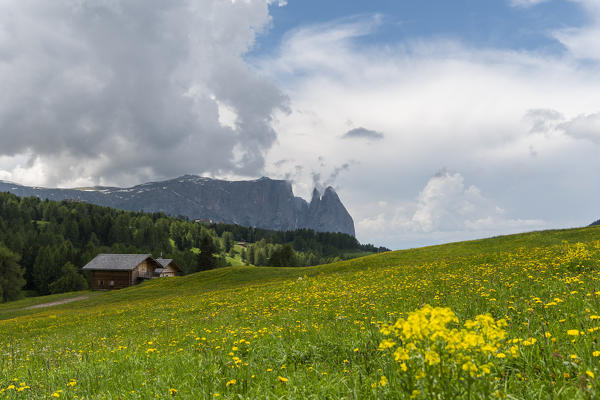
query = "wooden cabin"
(155, 258, 182, 277)
(82, 254, 163, 290)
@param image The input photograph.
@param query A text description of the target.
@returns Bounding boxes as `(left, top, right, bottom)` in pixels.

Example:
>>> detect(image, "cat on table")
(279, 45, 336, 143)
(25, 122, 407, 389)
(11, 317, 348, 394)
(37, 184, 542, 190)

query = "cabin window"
(109, 280, 114, 288)
(99, 280, 104, 288)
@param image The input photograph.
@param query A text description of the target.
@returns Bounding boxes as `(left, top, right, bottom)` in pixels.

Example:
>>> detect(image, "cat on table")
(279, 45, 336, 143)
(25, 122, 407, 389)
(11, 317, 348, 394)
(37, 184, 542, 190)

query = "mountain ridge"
(0, 175, 356, 236)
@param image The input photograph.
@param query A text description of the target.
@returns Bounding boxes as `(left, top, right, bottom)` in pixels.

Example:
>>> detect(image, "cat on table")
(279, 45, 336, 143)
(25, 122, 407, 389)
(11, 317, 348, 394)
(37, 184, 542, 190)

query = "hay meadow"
(2, 226, 600, 399)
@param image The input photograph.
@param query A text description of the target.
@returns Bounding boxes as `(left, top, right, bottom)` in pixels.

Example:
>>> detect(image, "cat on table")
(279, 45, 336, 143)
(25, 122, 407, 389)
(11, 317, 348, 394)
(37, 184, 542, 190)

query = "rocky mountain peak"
(309, 188, 321, 208)
(322, 186, 340, 200)
(0, 176, 356, 236)
(305, 186, 355, 237)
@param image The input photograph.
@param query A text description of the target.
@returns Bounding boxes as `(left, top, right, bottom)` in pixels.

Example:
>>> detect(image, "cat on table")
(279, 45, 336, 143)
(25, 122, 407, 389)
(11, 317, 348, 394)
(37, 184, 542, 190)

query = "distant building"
(82, 254, 177, 290)
(155, 258, 182, 277)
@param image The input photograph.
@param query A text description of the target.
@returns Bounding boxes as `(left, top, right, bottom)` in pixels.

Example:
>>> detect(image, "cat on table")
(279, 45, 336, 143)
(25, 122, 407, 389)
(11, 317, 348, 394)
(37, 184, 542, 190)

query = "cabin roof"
(155, 258, 173, 268)
(82, 254, 153, 271)
(156, 258, 182, 272)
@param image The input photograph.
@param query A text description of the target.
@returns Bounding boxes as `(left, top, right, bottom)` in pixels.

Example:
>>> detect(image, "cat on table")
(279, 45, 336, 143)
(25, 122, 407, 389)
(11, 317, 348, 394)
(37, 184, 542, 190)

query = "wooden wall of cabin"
(92, 271, 131, 290)
(131, 259, 156, 283)
(163, 265, 178, 277)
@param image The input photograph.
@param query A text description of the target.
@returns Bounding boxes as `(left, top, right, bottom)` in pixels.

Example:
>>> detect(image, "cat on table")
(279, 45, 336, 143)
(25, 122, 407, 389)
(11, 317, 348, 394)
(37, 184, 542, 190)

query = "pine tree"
(32, 246, 61, 295)
(222, 231, 234, 252)
(268, 244, 297, 267)
(0, 244, 26, 302)
(196, 236, 218, 271)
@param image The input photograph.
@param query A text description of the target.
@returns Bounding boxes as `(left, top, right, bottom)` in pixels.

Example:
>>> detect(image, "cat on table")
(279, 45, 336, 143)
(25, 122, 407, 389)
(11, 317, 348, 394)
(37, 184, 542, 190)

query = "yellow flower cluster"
(562, 242, 596, 270)
(379, 305, 511, 396)
(0, 380, 30, 394)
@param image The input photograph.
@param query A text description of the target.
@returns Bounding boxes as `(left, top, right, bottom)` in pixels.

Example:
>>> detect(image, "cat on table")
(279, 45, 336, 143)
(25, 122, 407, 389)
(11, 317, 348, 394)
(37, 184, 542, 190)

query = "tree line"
(0, 192, 388, 303)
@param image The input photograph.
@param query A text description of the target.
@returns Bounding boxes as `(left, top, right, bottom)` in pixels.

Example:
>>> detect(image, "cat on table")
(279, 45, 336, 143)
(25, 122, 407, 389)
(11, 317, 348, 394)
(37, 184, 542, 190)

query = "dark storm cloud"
(342, 127, 384, 141)
(0, 0, 287, 186)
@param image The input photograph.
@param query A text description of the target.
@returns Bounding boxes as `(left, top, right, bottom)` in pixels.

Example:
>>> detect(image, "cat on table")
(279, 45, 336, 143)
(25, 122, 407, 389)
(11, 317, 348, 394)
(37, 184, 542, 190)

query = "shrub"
(48, 262, 89, 294)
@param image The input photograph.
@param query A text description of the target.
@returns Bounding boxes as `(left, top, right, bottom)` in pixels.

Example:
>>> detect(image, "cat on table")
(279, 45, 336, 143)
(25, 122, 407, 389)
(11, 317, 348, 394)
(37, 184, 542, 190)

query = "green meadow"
(2, 226, 600, 399)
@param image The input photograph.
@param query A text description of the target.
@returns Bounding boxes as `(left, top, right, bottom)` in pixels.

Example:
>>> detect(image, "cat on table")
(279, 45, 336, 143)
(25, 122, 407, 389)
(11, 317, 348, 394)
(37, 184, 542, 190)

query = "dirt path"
(24, 295, 91, 310)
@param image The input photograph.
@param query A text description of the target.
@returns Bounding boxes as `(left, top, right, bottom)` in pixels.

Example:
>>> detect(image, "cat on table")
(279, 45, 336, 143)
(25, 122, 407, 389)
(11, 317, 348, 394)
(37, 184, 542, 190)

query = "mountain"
(591, 219, 600, 226)
(0, 175, 356, 236)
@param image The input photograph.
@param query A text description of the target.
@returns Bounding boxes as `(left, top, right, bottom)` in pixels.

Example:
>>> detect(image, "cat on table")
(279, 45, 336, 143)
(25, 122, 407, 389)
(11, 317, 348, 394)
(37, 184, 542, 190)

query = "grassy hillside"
(1, 226, 600, 399)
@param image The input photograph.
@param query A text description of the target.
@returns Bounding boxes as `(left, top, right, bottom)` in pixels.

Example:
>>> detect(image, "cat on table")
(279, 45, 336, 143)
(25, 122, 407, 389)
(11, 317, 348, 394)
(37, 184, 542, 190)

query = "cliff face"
(0, 175, 356, 236)
(307, 187, 355, 237)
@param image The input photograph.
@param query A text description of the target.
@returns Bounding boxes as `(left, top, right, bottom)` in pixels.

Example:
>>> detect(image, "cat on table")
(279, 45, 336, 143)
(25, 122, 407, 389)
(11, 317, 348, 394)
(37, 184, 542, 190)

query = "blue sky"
(254, 0, 585, 57)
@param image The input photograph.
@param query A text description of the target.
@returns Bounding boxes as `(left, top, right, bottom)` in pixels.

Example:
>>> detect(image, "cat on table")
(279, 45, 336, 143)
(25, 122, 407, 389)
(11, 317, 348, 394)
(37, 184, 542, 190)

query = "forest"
(0, 192, 387, 302)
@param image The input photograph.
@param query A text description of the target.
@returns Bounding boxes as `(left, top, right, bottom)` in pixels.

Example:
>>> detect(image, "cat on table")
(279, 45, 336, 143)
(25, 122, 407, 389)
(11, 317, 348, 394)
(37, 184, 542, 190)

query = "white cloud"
(524, 109, 564, 134)
(358, 171, 544, 234)
(0, 0, 288, 187)
(554, 27, 600, 61)
(411, 172, 488, 233)
(522, 109, 600, 144)
(353, 172, 545, 249)
(509, 0, 551, 7)
(553, 0, 600, 61)
(259, 14, 600, 248)
(559, 113, 600, 143)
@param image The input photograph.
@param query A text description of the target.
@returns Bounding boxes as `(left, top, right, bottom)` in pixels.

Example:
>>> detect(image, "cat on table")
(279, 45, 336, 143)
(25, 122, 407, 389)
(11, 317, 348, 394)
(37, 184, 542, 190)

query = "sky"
(0, 0, 599, 249)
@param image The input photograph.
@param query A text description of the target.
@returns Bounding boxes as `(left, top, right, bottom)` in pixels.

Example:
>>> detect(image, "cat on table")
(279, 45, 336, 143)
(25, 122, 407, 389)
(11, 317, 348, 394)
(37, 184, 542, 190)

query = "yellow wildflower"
(393, 347, 409, 361)
(586, 370, 595, 379)
(425, 350, 441, 366)
(378, 339, 395, 350)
